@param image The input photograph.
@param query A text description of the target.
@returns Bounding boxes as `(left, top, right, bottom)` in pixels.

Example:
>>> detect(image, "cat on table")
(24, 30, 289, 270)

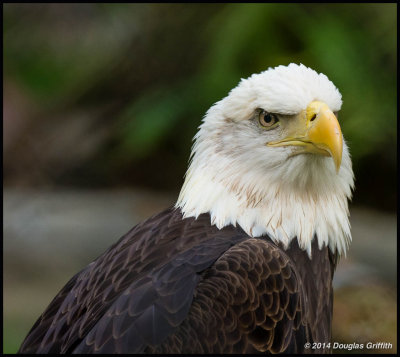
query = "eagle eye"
(258, 110, 279, 129)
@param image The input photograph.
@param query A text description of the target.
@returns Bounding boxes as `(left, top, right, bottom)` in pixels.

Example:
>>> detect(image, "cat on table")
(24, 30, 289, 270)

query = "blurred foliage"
(3, 3, 397, 204)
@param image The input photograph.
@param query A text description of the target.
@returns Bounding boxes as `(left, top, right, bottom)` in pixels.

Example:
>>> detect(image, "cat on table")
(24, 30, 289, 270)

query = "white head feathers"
(176, 63, 354, 257)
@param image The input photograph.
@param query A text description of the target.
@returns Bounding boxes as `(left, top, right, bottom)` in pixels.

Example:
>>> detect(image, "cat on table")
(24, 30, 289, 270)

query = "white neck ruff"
(176, 134, 354, 258)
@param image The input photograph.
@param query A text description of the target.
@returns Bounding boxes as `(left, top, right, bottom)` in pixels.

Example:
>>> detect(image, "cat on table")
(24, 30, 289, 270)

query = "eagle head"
(177, 63, 354, 257)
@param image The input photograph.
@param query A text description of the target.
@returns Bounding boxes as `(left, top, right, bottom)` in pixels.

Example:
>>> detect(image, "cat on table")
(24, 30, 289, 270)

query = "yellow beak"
(267, 101, 343, 173)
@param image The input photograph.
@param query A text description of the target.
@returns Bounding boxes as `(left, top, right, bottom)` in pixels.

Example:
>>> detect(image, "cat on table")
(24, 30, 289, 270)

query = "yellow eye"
(258, 110, 279, 129)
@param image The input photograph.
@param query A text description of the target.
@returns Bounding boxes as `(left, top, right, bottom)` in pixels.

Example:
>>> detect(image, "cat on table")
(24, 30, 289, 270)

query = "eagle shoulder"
(149, 237, 310, 354)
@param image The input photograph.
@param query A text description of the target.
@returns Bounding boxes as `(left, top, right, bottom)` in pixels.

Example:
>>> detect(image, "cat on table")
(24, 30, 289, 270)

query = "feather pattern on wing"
(19, 208, 335, 354)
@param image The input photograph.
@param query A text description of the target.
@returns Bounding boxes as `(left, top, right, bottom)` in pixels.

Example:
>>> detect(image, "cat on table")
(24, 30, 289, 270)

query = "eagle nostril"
(310, 114, 317, 122)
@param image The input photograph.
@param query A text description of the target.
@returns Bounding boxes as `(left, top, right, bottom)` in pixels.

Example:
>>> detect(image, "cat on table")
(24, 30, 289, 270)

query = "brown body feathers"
(19, 207, 336, 354)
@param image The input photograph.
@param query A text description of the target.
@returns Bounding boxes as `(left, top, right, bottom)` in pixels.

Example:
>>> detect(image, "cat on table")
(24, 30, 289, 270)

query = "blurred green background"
(3, 3, 397, 354)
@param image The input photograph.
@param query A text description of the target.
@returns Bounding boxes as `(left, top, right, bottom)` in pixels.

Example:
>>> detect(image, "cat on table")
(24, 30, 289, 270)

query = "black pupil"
(264, 113, 272, 123)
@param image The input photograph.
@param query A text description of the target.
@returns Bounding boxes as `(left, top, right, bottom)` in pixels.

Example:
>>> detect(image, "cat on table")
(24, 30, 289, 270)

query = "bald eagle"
(19, 63, 354, 354)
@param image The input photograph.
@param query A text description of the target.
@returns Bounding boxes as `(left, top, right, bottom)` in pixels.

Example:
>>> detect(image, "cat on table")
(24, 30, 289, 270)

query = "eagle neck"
(176, 154, 353, 258)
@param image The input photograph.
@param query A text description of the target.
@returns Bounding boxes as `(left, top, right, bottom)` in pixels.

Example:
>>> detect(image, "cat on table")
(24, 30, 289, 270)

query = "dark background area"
(3, 3, 397, 354)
